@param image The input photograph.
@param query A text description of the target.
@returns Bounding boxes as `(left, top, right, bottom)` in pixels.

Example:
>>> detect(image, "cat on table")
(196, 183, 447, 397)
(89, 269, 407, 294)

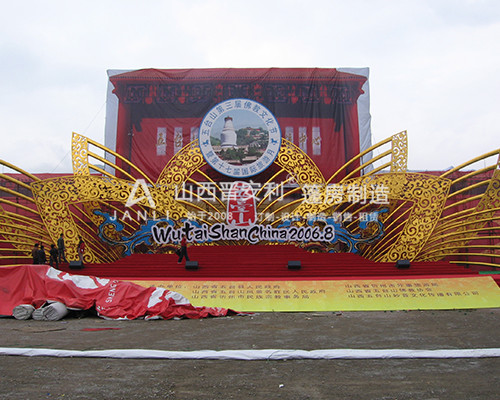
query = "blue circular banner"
(198, 98, 281, 178)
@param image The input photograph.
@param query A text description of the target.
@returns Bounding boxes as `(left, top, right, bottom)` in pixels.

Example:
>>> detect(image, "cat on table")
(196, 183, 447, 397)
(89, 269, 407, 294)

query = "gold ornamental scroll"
(156, 139, 207, 187)
(418, 167, 500, 261)
(30, 175, 186, 263)
(389, 130, 408, 173)
(360, 173, 451, 262)
(284, 173, 451, 262)
(272, 138, 326, 221)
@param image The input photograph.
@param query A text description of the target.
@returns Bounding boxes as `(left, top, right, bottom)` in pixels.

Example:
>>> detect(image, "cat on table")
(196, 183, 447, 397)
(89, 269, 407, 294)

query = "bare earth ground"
(0, 309, 499, 400)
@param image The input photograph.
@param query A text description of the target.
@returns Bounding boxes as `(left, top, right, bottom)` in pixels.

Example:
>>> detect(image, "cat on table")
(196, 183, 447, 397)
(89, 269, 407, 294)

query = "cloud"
(0, 0, 499, 172)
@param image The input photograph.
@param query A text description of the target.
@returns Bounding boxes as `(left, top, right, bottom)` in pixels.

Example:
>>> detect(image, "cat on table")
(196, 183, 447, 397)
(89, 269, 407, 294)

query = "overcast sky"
(1, 0, 499, 174)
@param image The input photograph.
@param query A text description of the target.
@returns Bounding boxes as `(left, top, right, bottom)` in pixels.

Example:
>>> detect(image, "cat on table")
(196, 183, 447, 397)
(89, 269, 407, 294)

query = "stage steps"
(58, 245, 477, 280)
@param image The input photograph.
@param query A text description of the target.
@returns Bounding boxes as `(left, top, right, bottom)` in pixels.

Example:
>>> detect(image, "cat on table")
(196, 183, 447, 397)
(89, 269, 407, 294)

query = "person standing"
(37, 245, 47, 265)
(31, 243, 39, 264)
(49, 244, 59, 268)
(77, 236, 85, 263)
(57, 233, 67, 263)
(177, 235, 190, 264)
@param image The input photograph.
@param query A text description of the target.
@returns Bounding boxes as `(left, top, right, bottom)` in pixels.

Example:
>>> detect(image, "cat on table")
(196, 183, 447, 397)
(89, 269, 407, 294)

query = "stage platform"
(53, 245, 500, 312)
(58, 244, 478, 280)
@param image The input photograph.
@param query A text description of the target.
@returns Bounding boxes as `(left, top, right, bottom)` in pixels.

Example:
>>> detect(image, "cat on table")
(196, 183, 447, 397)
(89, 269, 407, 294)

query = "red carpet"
(57, 245, 478, 280)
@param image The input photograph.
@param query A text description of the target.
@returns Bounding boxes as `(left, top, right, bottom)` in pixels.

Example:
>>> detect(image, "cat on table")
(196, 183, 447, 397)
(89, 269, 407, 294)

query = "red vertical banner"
(226, 181, 257, 226)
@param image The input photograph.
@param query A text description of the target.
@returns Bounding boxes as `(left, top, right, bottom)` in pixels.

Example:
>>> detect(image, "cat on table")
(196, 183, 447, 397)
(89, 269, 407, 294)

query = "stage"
(1, 68, 498, 317)
(56, 245, 500, 312)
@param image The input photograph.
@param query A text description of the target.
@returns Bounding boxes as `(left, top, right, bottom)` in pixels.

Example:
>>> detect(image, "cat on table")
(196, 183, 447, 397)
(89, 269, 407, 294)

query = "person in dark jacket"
(37, 245, 47, 265)
(57, 233, 67, 263)
(77, 236, 85, 263)
(49, 244, 59, 268)
(32, 243, 39, 264)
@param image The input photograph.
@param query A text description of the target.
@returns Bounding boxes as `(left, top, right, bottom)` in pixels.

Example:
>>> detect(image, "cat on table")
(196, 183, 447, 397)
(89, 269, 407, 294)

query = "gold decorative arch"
(0, 131, 498, 268)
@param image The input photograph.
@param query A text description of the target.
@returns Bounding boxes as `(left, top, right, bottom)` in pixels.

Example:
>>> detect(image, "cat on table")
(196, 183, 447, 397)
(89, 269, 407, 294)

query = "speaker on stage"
(395, 259, 410, 269)
(185, 261, 198, 270)
(288, 260, 301, 270)
(69, 260, 84, 270)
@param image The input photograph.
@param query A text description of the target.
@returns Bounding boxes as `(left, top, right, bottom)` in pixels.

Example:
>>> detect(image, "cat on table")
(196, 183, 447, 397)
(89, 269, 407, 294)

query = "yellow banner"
(131, 276, 500, 312)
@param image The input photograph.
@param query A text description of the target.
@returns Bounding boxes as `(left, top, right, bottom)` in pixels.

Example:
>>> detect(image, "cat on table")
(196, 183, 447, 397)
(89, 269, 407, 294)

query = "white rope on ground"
(1, 347, 500, 360)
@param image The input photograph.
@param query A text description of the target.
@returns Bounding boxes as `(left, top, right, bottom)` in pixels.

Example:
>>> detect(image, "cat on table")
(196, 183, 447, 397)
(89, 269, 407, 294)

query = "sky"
(0, 0, 499, 173)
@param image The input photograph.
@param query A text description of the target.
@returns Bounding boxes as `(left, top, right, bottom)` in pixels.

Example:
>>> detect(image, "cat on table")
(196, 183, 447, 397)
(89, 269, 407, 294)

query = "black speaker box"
(185, 261, 199, 270)
(395, 260, 411, 269)
(288, 260, 301, 270)
(69, 260, 84, 270)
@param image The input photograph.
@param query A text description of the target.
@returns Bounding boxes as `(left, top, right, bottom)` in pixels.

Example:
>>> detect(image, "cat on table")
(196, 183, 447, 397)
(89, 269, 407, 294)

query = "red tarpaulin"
(0, 265, 235, 320)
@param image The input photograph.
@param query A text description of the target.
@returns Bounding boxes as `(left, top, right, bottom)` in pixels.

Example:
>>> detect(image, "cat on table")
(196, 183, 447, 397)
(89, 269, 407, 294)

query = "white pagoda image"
(220, 116, 237, 148)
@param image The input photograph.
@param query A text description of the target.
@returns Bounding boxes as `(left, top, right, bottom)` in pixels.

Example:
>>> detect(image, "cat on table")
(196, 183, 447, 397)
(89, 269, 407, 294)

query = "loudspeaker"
(395, 259, 410, 269)
(69, 260, 84, 270)
(288, 260, 301, 270)
(185, 261, 198, 270)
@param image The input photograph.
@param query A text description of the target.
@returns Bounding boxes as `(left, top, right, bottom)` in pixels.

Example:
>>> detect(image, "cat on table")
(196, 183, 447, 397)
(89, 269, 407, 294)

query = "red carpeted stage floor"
(57, 244, 481, 281)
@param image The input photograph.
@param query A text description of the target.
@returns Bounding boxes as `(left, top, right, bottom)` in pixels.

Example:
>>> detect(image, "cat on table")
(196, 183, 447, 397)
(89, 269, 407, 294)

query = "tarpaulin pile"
(0, 265, 235, 320)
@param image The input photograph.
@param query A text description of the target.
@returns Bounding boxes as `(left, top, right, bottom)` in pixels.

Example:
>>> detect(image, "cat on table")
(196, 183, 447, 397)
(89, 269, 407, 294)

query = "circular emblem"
(198, 98, 281, 178)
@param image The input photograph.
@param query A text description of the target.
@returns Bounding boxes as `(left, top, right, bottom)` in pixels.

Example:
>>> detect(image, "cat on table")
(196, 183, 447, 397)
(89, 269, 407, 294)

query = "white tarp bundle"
(1, 347, 499, 360)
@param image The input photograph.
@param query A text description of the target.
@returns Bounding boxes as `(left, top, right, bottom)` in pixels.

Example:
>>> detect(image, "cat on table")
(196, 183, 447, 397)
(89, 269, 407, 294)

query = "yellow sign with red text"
(131, 276, 500, 312)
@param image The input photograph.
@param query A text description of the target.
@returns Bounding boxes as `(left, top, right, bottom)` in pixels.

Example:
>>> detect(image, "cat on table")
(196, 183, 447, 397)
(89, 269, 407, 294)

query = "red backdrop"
(108, 68, 368, 181)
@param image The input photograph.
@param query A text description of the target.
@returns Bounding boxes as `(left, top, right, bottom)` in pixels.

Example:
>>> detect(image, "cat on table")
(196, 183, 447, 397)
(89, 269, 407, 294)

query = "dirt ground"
(0, 308, 499, 400)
